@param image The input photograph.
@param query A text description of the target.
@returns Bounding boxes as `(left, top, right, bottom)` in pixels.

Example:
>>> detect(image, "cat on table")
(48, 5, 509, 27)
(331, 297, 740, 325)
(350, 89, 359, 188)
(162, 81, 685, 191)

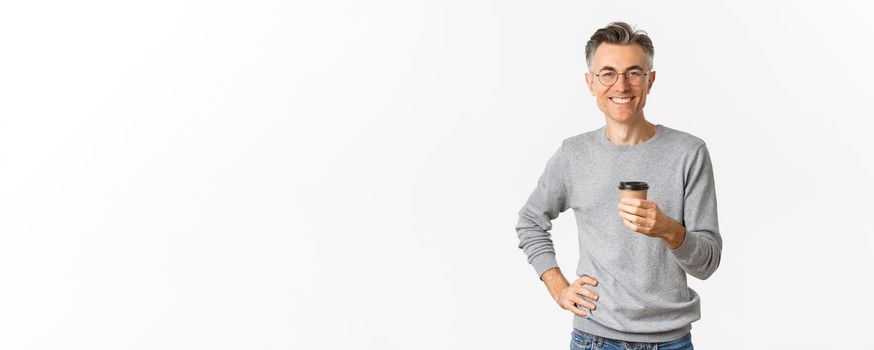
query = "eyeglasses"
(594, 69, 649, 86)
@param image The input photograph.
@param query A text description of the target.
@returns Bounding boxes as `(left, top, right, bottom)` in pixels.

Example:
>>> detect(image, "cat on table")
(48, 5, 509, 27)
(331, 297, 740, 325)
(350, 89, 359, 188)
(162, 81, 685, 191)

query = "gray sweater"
(516, 124, 722, 342)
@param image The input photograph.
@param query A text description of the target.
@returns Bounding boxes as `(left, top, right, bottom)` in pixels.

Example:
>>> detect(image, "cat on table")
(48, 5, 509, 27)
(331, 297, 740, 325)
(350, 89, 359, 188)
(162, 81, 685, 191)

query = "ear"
(646, 70, 656, 93)
(585, 72, 595, 96)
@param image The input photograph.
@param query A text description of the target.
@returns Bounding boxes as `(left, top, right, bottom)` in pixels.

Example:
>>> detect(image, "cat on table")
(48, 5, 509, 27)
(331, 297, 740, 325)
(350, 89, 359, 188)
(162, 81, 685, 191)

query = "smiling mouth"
(609, 97, 634, 104)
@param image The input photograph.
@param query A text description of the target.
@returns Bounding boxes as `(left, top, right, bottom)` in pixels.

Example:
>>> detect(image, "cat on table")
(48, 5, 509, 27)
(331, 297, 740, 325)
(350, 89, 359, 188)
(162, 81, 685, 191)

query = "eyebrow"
(598, 65, 645, 72)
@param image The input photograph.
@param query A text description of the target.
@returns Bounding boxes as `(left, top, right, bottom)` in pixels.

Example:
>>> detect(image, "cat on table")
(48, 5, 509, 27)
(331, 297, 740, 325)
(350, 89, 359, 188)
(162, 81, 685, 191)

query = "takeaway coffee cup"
(618, 181, 648, 200)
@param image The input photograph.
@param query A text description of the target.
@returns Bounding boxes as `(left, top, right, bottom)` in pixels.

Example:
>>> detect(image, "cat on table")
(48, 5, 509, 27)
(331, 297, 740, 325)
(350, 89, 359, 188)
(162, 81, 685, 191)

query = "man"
(515, 22, 722, 350)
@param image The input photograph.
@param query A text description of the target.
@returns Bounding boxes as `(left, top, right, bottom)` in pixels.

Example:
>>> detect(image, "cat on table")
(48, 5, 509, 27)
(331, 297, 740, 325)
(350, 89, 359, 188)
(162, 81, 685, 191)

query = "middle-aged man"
(515, 22, 722, 350)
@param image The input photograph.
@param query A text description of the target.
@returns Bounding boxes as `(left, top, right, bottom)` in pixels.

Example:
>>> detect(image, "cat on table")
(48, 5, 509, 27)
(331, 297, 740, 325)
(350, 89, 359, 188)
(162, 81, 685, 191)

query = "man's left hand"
(617, 198, 686, 249)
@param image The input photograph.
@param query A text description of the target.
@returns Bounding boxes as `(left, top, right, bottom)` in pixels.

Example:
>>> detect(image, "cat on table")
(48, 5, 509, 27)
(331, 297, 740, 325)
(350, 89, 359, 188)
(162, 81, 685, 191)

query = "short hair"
(585, 22, 655, 71)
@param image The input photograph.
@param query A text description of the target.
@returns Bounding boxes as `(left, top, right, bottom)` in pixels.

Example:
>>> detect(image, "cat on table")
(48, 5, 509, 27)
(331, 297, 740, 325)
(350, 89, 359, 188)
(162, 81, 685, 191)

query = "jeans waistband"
(572, 328, 688, 348)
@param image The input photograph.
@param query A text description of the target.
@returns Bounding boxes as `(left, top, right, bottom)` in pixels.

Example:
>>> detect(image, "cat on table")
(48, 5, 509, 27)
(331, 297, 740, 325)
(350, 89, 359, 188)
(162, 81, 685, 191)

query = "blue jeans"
(570, 328, 693, 350)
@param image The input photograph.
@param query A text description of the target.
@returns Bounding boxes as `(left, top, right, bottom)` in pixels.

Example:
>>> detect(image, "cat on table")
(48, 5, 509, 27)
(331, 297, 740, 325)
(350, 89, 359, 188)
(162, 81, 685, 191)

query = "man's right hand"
(555, 275, 600, 317)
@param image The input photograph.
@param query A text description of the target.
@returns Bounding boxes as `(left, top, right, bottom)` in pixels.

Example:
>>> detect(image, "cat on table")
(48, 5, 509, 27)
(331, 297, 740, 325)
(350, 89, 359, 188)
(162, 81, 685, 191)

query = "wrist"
(663, 220, 686, 250)
(540, 268, 569, 301)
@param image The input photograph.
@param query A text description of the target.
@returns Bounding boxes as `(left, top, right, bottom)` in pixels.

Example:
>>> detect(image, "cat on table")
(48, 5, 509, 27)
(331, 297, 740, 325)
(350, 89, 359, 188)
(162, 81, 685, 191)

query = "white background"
(1, 1, 872, 349)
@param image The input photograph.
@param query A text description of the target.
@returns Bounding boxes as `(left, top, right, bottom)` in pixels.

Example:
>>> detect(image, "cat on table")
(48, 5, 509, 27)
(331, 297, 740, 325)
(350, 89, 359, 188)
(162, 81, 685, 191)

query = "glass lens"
(598, 71, 617, 85)
(626, 70, 644, 85)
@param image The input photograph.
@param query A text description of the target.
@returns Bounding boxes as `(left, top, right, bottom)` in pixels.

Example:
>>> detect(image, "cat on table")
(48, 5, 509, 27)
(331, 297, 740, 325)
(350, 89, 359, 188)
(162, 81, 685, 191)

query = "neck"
(604, 116, 657, 146)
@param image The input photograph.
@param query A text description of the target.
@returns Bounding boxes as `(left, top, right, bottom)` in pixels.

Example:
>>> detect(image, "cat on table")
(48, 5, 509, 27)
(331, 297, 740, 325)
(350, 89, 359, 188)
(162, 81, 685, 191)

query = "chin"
(606, 114, 635, 123)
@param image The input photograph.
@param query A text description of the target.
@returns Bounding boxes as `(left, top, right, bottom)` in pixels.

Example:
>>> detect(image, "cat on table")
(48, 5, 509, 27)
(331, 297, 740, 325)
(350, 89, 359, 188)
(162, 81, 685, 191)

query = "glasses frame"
(594, 70, 650, 86)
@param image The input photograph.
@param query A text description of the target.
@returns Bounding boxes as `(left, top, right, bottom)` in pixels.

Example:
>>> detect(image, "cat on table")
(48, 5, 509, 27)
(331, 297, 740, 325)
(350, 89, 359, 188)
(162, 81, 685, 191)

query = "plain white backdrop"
(1, 0, 872, 349)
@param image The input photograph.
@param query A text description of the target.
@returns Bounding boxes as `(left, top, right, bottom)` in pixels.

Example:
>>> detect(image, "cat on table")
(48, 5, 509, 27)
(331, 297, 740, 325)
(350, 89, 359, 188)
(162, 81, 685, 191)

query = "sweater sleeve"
(670, 143, 723, 280)
(515, 143, 571, 279)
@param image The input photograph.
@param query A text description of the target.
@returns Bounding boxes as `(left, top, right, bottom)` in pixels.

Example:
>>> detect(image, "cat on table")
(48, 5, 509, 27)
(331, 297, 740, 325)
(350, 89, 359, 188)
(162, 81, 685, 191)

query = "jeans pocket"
(570, 330, 593, 350)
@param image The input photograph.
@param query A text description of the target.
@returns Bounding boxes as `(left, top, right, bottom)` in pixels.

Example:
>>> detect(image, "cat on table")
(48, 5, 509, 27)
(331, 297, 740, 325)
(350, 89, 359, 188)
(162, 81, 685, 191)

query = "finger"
(626, 218, 656, 235)
(564, 301, 588, 317)
(618, 211, 643, 224)
(638, 200, 655, 209)
(573, 296, 597, 311)
(619, 204, 655, 218)
(578, 275, 599, 287)
(623, 219, 640, 232)
(617, 203, 644, 215)
(625, 212, 654, 226)
(575, 286, 599, 301)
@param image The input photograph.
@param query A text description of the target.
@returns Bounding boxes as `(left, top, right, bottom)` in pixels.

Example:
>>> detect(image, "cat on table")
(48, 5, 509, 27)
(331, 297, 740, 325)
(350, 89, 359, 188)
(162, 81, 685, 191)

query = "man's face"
(585, 43, 656, 123)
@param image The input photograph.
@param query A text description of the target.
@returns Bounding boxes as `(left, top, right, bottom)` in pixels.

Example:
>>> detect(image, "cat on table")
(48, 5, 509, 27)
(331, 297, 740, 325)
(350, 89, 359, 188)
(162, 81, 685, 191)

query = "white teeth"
(610, 97, 632, 104)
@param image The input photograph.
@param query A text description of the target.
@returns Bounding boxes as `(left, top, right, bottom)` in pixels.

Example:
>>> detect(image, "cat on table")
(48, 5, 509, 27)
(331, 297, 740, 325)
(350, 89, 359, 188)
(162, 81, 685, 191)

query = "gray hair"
(585, 22, 654, 71)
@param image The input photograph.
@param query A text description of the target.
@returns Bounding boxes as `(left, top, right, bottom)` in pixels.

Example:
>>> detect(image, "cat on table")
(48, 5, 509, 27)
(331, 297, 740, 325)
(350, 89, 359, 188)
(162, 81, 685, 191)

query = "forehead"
(590, 43, 649, 71)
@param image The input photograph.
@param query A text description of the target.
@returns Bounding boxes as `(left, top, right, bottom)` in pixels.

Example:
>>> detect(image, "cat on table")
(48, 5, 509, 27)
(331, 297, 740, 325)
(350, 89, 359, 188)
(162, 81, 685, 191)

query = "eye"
(627, 70, 644, 78)
(599, 71, 617, 79)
